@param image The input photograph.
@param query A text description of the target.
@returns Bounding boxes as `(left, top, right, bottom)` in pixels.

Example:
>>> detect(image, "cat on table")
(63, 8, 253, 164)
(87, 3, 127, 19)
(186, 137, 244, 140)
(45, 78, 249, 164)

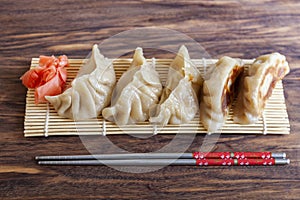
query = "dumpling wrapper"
(200, 56, 244, 133)
(46, 44, 116, 120)
(102, 47, 162, 125)
(149, 45, 203, 125)
(233, 52, 290, 124)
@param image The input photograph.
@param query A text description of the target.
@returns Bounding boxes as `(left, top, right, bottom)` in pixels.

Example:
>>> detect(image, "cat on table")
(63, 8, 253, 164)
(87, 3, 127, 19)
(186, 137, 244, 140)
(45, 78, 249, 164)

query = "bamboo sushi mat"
(24, 58, 290, 137)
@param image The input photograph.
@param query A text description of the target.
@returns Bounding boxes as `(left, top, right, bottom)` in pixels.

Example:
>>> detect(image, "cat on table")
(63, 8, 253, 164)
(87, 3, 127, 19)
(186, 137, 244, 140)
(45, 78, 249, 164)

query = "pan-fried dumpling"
(233, 52, 290, 124)
(45, 44, 116, 120)
(149, 45, 203, 125)
(200, 56, 244, 133)
(102, 47, 162, 125)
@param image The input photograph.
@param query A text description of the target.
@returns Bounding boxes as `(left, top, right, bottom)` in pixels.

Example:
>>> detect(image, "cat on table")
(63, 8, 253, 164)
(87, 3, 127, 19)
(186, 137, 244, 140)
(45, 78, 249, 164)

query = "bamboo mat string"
(152, 57, 156, 67)
(102, 119, 106, 136)
(152, 58, 158, 136)
(202, 57, 207, 76)
(262, 110, 267, 135)
(44, 102, 50, 137)
(153, 124, 158, 135)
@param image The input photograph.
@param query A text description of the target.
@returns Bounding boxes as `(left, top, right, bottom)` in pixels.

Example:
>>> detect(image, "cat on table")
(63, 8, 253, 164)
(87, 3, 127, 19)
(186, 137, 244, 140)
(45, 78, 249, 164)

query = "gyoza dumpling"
(200, 56, 244, 133)
(102, 47, 162, 125)
(149, 45, 202, 125)
(45, 44, 116, 120)
(233, 53, 290, 124)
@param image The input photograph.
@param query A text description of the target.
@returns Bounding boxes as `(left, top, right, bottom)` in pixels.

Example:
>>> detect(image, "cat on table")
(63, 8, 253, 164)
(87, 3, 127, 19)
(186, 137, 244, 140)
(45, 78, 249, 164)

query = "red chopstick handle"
(193, 152, 273, 159)
(195, 158, 276, 166)
(234, 152, 272, 159)
(237, 158, 275, 166)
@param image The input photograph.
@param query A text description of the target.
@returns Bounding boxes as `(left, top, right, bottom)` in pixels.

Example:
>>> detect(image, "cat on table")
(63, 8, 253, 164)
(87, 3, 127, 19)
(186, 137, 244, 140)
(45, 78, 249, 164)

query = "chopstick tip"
(283, 152, 287, 159)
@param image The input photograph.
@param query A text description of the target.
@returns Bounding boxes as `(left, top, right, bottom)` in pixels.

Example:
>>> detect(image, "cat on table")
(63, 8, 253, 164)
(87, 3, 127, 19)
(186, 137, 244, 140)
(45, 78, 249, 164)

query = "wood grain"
(0, 0, 300, 199)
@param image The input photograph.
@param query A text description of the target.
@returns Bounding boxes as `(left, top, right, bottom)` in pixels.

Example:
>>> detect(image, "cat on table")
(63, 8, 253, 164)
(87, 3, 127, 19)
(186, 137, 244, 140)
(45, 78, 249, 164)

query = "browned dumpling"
(233, 53, 290, 124)
(200, 56, 244, 133)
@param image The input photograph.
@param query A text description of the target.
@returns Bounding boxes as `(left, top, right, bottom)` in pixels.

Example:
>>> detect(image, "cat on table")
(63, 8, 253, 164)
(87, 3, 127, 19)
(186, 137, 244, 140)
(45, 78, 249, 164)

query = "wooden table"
(1, 0, 299, 199)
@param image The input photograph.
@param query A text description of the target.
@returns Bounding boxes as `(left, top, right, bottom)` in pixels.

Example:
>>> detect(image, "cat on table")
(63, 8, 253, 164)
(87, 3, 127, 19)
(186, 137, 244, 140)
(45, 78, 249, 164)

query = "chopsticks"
(36, 152, 290, 166)
(36, 152, 286, 160)
(36, 158, 289, 166)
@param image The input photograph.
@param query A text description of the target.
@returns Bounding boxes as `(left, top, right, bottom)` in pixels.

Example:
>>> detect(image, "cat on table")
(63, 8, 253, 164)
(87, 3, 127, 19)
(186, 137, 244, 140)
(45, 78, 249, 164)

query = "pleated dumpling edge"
(149, 45, 203, 125)
(102, 47, 163, 125)
(46, 44, 116, 120)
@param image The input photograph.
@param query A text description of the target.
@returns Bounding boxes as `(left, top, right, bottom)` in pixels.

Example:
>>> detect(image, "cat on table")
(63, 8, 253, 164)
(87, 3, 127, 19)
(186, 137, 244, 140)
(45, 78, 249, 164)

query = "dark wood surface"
(1, 0, 300, 199)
